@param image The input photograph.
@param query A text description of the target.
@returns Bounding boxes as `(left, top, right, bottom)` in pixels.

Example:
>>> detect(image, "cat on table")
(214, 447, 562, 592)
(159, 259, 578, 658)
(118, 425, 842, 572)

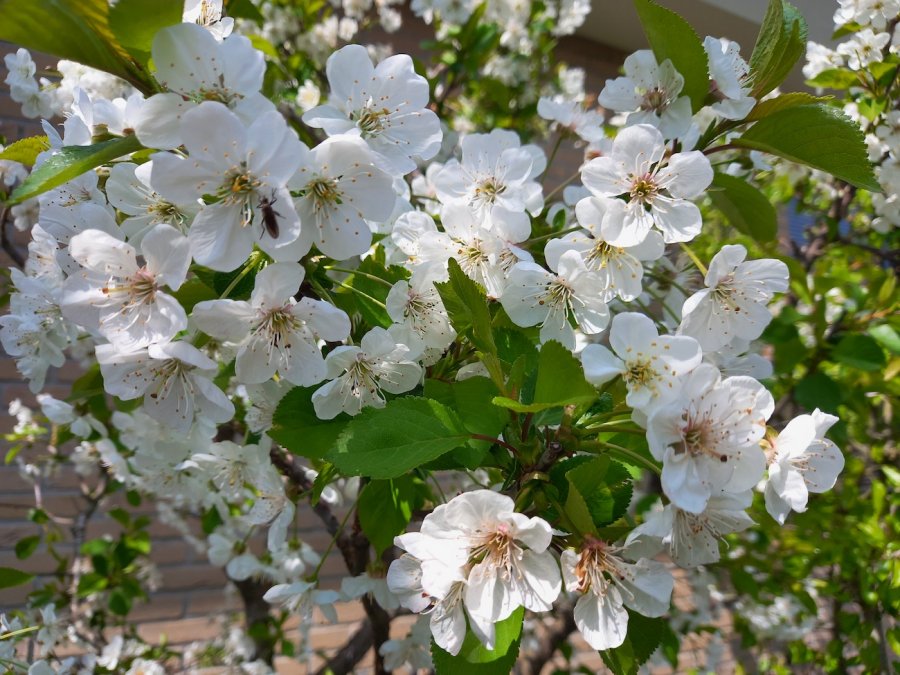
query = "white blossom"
(501, 250, 609, 349)
(581, 124, 713, 246)
(598, 50, 693, 139)
(679, 244, 789, 351)
(303, 44, 442, 174)
(581, 312, 702, 413)
(764, 410, 845, 524)
(150, 101, 304, 271)
(312, 327, 422, 419)
(193, 262, 350, 385)
(60, 225, 191, 351)
(96, 340, 234, 433)
(561, 540, 672, 650)
(647, 363, 773, 513)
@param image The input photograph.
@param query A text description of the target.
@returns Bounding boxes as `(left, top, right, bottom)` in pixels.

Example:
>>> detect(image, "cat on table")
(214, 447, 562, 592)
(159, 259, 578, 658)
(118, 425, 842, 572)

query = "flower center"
(403, 289, 440, 333)
(219, 164, 262, 225)
(305, 176, 343, 212)
(346, 355, 379, 398)
(624, 358, 658, 389)
(574, 538, 622, 596)
(472, 523, 521, 579)
(639, 87, 671, 113)
(102, 266, 158, 308)
(255, 305, 301, 351)
(586, 240, 621, 268)
(474, 177, 507, 206)
(456, 241, 490, 274)
(355, 106, 390, 136)
(542, 278, 573, 309)
(629, 174, 659, 203)
(679, 414, 729, 463)
(147, 200, 187, 226)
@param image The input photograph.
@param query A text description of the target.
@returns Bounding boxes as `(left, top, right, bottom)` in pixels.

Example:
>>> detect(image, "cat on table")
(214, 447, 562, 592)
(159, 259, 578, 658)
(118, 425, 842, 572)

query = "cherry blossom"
(192, 262, 350, 386)
(96, 340, 234, 433)
(764, 410, 845, 524)
(598, 50, 693, 138)
(501, 249, 609, 349)
(150, 101, 304, 271)
(581, 124, 713, 246)
(647, 363, 773, 513)
(679, 244, 789, 351)
(286, 136, 394, 261)
(312, 327, 422, 419)
(561, 539, 672, 650)
(625, 491, 755, 567)
(134, 23, 272, 149)
(303, 44, 442, 174)
(581, 312, 702, 414)
(60, 225, 191, 351)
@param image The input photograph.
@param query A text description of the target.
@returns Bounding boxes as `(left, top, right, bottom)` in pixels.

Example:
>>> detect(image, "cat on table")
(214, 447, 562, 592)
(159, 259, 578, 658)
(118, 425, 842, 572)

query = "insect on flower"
(258, 192, 281, 239)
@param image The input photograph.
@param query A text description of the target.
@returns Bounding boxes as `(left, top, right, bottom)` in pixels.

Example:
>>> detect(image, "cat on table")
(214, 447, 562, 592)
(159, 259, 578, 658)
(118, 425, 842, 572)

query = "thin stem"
(580, 439, 661, 475)
(541, 132, 566, 186)
(0, 625, 38, 641)
(544, 168, 582, 203)
(327, 266, 395, 289)
(679, 243, 708, 277)
(311, 504, 356, 582)
(702, 142, 739, 156)
(524, 226, 581, 246)
(470, 433, 519, 455)
(333, 279, 386, 309)
(219, 260, 258, 299)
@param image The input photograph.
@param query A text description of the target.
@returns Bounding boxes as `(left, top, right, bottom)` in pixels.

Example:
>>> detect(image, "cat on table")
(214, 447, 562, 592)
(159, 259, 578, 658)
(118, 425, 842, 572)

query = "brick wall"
(0, 21, 738, 674)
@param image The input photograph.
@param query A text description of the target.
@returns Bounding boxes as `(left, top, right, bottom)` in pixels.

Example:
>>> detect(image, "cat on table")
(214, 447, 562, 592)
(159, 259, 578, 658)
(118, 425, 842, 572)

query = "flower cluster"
(0, 0, 858, 671)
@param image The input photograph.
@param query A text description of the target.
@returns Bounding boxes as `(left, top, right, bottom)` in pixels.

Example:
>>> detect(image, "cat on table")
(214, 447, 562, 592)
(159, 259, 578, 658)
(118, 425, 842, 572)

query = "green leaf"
(109, 588, 132, 615)
(745, 92, 831, 121)
(733, 104, 880, 192)
(600, 612, 667, 675)
(493, 340, 596, 413)
(432, 607, 524, 674)
(831, 334, 886, 371)
(225, 0, 266, 22)
(425, 377, 506, 446)
(0, 0, 150, 91)
(343, 258, 408, 328)
(270, 387, 351, 460)
(806, 68, 860, 91)
(329, 397, 469, 479)
(358, 478, 417, 556)
(869, 325, 900, 355)
(709, 172, 778, 241)
(0, 136, 50, 166)
(0, 567, 34, 588)
(748, 0, 808, 97)
(172, 277, 217, 314)
(795, 371, 842, 413)
(108, 0, 183, 66)
(435, 258, 496, 355)
(564, 476, 599, 536)
(572, 459, 634, 528)
(633, 0, 709, 111)
(14, 535, 40, 560)
(8, 134, 143, 205)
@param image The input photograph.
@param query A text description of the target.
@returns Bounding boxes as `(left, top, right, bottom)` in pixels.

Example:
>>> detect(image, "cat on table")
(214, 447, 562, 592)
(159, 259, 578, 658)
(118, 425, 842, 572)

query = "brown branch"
(314, 622, 374, 675)
(270, 447, 392, 673)
(0, 205, 25, 268)
(519, 600, 577, 675)
(234, 577, 278, 664)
